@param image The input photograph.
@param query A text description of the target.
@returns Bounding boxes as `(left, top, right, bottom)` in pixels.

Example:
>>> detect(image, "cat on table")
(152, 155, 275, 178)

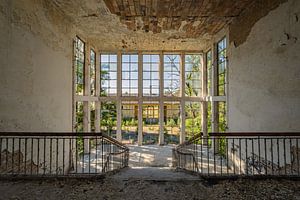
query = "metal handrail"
(0, 132, 129, 177)
(174, 133, 202, 172)
(173, 132, 300, 177)
(210, 132, 300, 137)
(0, 132, 129, 150)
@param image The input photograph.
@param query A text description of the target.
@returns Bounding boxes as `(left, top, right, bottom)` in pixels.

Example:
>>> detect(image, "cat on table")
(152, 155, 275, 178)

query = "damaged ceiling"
(47, 0, 279, 51)
(104, 0, 253, 37)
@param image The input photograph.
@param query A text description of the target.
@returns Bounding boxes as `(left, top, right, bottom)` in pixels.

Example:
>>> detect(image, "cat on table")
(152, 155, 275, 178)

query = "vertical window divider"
(83, 42, 91, 133)
(82, 42, 90, 154)
(225, 34, 229, 129)
(212, 42, 219, 152)
(180, 52, 185, 144)
(159, 51, 164, 145)
(202, 53, 208, 140)
(116, 51, 122, 141)
(95, 50, 100, 132)
(138, 51, 143, 145)
(72, 39, 77, 132)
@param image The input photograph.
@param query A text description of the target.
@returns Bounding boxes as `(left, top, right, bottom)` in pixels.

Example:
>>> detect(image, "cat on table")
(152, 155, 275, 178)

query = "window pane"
(217, 37, 227, 96)
(100, 54, 117, 96)
(164, 54, 180, 97)
(100, 101, 117, 138)
(122, 54, 139, 96)
(122, 101, 138, 142)
(185, 102, 201, 139)
(143, 55, 151, 63)
(143, 72, 151, 80)
(185, 54, 202, 97)
(74, 37, 85, 95)
(164, 102, 180, 144)
(206, 50, 212, 96)
(143, 54, 160, 97)
(143, 102, 159, 144)
(101, 55, 109, 62)
(90, 50, 96, 96)
(218, 102, 227, 132)
(75, 101, 84, 132)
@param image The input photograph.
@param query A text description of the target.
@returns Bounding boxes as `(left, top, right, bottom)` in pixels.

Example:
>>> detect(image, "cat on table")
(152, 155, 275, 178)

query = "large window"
(185, 54, 202, 97)
(90, 49, 96, 96)
(100, 54, 117, 96)
(164, 54, 180, 97)
(74, 37, 85, 95)
(217, 38, 227, 96)
(122, 54, 138, 96)
(143, 54, 160, 97)
(73, 44, 228, 144)
(206, 50, 212, 96)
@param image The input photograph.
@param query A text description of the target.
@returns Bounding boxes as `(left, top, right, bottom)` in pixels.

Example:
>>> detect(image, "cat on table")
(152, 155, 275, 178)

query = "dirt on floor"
(0, 177, 300, 200)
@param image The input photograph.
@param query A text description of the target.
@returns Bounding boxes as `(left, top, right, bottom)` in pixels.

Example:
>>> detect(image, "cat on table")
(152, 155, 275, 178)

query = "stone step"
(111, 167, 200, 181)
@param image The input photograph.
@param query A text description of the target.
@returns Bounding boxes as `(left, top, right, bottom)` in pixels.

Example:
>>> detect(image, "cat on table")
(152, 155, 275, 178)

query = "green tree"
(100, 102, 117, 137)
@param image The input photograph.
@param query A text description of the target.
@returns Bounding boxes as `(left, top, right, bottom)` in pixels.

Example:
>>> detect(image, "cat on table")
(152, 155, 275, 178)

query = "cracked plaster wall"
(0, 0, 75, 131)
(228, 0, 300, 131)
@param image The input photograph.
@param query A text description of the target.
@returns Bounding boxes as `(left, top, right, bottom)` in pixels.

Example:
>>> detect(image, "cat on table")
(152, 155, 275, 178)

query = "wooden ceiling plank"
(134, 0, 141, 16)
(152, 0, 158, 16)
(103, 0, 115, 13)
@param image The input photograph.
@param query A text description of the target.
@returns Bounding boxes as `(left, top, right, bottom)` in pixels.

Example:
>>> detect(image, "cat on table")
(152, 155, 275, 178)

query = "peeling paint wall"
(228, 0, 300, 132)
(0, 0, 74, 131)
(229, 0, 288, 47)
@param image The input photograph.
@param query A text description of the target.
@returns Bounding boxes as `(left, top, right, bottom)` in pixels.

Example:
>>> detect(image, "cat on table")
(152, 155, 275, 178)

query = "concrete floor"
(127, 144, 175, 167)
(76, 144, 229, 176)
(112, 167, 199, 181)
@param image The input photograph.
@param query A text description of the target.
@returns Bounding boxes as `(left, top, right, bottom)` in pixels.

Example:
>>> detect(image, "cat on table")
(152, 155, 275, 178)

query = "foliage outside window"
(217, 38, 227, 96)
(75, 101, 84, 132)
(100, 54, 117, 96)
(74, 37, 85, 95)
(185, 102, 202, 139)
(100, 101, 117, 137)
(164, 102, 180, 144)
(122, 54, 138, 96)
(142, 102, 159, 144)
(73, 46, 229, 144)
(143, 54, 160, 97)
(121, 102, 138, 142)
(207, 101, 212, 134)
(185, 54, 202, 97)
(217, 101, 227, 156)
(218, 102, 227, 132)
(164, 55, 180, 97)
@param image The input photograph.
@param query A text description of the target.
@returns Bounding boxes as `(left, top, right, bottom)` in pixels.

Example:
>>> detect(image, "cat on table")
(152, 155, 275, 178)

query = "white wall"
(0, 0, 73, 132)
(228, 0, 300, 132)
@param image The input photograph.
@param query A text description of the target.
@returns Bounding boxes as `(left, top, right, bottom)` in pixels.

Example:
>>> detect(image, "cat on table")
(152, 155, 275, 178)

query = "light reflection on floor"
(127, 144, 175, 167)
